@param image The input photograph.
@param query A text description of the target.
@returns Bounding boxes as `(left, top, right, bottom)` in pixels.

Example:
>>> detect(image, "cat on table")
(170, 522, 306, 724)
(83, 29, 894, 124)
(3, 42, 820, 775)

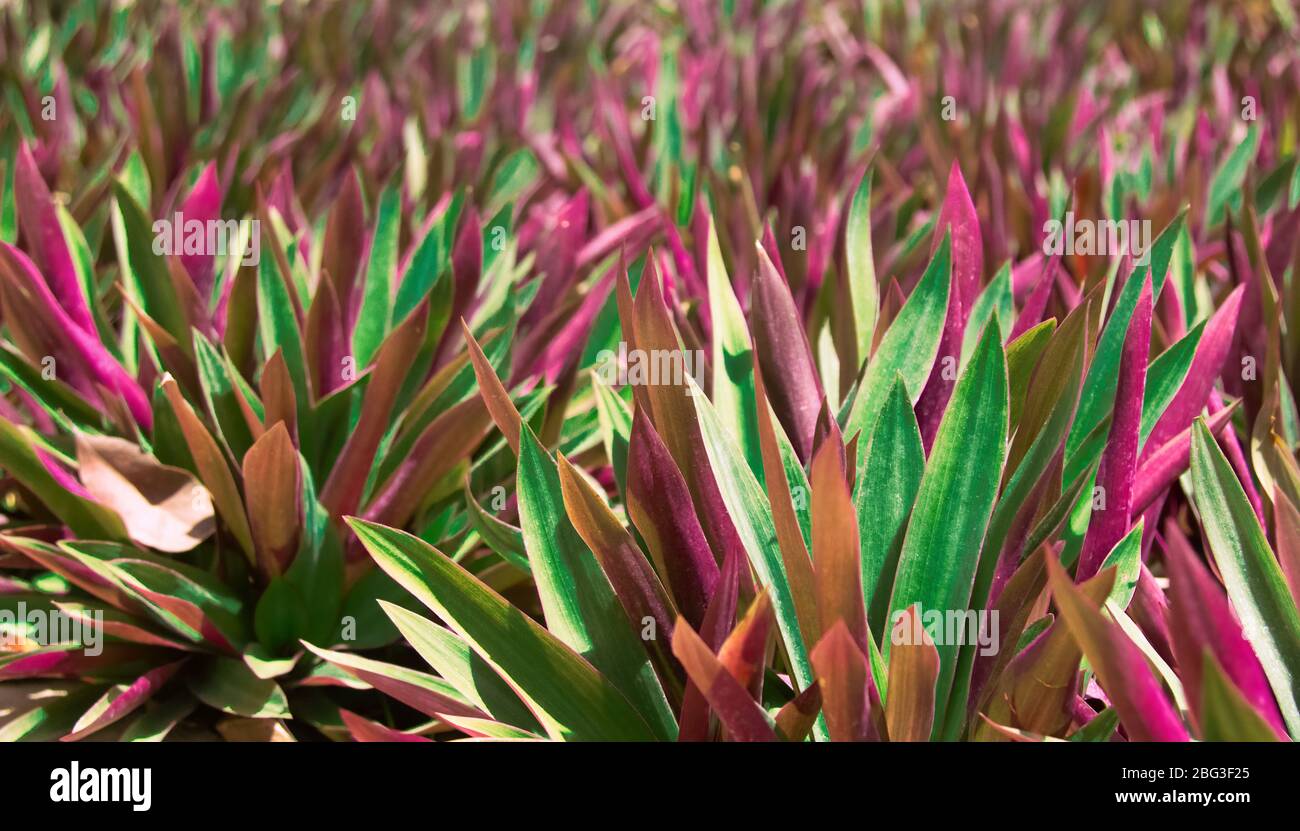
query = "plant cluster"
(0, 0, 1298, 742)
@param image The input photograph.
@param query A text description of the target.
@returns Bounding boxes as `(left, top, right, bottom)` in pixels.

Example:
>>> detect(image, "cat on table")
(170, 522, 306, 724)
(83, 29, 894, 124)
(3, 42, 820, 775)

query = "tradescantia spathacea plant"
(3, 0, 1300, 742)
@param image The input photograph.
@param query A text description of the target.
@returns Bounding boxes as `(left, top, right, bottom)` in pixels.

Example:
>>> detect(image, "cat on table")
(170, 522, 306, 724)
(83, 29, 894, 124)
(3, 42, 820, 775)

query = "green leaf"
(348, 518, 661, 740)
(959, 261, 1013, 368)
(487, 150, 538, 217)
(590, 373, 634, 498)
(1172, 222, 1200, 328)
(886, 320, 1008, 738)
(1200, 653, 1281, 741)
(463, 479, 530, 573)
(0, 154, 14, 245)
(335, 566, 418, 649)
(1254, 155, 1296, 216)
(442, 715, 542, 740)
(844, 232, 951, 460)
(119, 694, 196, 742)
(705, 215, 761, 479)
(0, 344, 101, 431)
(0, 419, 127, 540)
(256, 247, 309, 408)
(186, 656, 290, 718)
(303, 640, 482, 717)
(846, 170, 879, 363)
(393, 194, 458, 323)
(379, 600, 543, 733)
(690, 375, 821, 736)
(58, 541, 247, 648)
(242, 644, 298, 679)
(353, 181, 401, 367)
(853, 373, 924, 635)
(118, 151, 151, 210)
(1205, 125, 1259, 230)
(283, 468, 344, 645)
(1138, 320, 1203, 448)
(515, 427, 676, 739)
(1069, 707, 1120, 742)
(1015, 615, 1055, 655)
(582, 256, 642, 369)
(458, 45, 494, 120)
(965, 305, 1099, 703)
(1100, 519, 1144, 611)
(1004, 320, 1056, 431)
(0, 686, 104, 742)
(111, 183, 187, 343)
(1065, 211, 1185, 480)
(1190, 418, 1300, 736)
(253, 577, 308, 654)
(193, 332, 258, 460)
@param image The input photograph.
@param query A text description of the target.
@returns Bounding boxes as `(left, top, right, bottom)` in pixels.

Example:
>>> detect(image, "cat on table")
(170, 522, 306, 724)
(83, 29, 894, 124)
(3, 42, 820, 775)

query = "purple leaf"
(520, 190, 589, 330)
(1078, 272, 1152, 581)
(0, 243, 152, 428)
(672, 614, 777, 742)
(320, 168, 367, 336)
(678, 545, 740, 741)
(750, 244, 824, 462)
(517, 267, 614, 384)
(178, 163, 222, 302)
(1010, 254, 1057, 341)
(1046, 555, 1189, 741)
(1162, 520, 1288, 738)
(575, 206, 658, 271)
(13, 140, 96, 336)
(915, 162, 983, 450)
(62, 660, 185, 742)
(1131, 403, 1238, 517)
(625, 410, 720, 628)
(1140, 285, 1245, 464)
(339, 708, 433, 742)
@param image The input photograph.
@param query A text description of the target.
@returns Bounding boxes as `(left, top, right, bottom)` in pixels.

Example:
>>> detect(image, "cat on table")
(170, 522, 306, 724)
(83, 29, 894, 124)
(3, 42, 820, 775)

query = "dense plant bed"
(0, 1, 1298, 743)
